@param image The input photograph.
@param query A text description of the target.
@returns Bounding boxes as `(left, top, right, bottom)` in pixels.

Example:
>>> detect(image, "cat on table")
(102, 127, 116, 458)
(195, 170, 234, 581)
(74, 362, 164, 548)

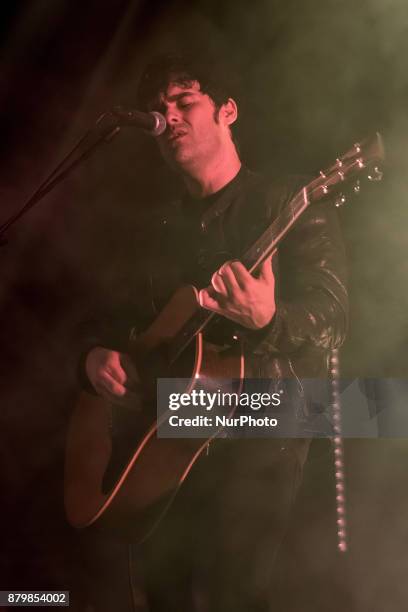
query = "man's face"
(151, 80, 231, 172)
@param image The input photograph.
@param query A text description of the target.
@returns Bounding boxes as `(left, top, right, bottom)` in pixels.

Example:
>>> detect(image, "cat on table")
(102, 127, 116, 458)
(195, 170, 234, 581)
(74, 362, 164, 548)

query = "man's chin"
(164, 148, 194, 169)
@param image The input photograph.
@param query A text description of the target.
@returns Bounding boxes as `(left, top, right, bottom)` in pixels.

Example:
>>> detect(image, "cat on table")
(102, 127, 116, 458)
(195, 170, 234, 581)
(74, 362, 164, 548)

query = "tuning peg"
(334, 194, 346, 207)
(353, 180, 360, 194)
(368, 166, 383, 182)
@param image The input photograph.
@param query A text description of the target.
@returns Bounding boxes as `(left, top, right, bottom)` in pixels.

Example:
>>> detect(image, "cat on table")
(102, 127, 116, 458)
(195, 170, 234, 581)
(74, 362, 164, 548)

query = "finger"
(103, 351, 128, 385)
(211, 270, 228, 295)
(219, 261, 241, 295)
(258, 252, 276, 284)
(99, 370, 127, 397)
(105, 361, 127, 386)
(199, 288, 225, 312)
(229, 261, 252, 289)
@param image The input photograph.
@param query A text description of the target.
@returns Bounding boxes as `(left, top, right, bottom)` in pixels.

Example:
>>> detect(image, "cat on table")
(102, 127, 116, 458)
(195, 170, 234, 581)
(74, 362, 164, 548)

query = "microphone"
(111, 106, 166, 136)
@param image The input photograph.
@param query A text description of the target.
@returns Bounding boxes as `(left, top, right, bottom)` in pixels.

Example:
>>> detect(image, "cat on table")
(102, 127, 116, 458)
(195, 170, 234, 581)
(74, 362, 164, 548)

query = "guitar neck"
(241, 187, 309, 273)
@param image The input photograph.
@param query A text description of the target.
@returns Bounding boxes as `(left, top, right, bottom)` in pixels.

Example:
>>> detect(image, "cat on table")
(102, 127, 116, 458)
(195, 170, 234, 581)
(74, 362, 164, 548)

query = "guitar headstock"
(310, 132, 385, 207)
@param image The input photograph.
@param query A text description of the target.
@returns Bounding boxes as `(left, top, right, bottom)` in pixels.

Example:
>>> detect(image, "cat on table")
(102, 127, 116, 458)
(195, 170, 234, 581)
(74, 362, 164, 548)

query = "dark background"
(0, 1, 407, 610)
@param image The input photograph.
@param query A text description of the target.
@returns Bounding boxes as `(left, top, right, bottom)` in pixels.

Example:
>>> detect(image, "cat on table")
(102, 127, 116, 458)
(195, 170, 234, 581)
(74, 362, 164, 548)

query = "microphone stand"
(0, 113, 121, 244)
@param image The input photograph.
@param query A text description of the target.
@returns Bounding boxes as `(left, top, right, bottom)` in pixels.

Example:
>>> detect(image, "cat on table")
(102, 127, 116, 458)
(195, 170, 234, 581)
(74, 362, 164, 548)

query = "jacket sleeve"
(248, 199, 348, 356)
(74, 209, 162, 390)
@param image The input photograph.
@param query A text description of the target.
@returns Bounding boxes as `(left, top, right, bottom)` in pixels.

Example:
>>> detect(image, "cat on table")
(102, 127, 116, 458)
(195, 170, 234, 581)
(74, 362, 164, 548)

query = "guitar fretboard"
(242, 187, 309, 272)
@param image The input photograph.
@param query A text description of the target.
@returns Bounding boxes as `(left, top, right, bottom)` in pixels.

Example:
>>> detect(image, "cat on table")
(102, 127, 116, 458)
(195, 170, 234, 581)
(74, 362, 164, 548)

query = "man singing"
(79, 53, 348, 611)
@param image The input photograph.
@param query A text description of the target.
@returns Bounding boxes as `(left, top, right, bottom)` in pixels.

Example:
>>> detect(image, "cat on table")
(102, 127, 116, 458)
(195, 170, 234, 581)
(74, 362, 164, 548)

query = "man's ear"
(220, 98, 238, 126)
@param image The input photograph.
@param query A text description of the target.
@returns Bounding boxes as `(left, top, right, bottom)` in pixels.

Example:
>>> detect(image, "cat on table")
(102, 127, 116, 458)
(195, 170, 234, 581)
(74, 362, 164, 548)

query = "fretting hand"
(199, 253, 276, 330)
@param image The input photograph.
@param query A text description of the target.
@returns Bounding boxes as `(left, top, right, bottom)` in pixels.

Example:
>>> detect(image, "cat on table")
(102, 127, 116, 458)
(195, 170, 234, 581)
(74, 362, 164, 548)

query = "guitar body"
(64, 285, 244, 539)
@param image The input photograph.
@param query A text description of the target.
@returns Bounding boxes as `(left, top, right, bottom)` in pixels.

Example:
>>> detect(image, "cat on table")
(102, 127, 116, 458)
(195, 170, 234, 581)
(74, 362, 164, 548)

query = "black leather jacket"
(79, 167, 348, 393)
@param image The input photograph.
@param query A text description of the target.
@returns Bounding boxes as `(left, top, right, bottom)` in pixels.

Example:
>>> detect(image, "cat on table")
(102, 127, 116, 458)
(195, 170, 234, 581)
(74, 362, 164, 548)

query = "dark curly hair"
(136, 52, 242, 113)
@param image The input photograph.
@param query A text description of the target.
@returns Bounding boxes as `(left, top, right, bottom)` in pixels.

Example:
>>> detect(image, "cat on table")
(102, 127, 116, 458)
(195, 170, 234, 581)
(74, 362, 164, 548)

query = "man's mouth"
(167, 129, 187, 142)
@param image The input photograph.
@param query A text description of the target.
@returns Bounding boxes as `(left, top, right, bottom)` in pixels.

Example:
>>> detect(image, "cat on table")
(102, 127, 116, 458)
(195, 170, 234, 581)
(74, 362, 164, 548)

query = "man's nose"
(165, 107, 181, 124)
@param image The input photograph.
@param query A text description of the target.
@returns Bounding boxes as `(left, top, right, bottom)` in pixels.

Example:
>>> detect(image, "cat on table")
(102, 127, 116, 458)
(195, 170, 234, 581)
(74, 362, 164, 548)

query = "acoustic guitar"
(64, 135, 384, 540)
